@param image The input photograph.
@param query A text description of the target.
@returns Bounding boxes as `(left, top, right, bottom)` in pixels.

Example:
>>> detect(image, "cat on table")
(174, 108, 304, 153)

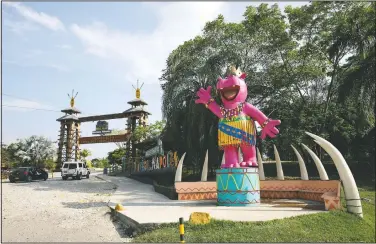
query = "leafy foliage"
(1, 144, 13, 168)
(131, 120, 166, 142)
(80, 149, 91, 160)
(160, 2, 375, 175)
(107, 148, 126, 165)
(86, 160, 93, 168)
(6, 136, 56, 168)
(45, 158, 56, 171)
(92, 158, 109, 168)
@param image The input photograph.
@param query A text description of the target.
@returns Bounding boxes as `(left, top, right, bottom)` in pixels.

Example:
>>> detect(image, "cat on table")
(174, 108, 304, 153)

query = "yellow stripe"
(217, 173, 259, 191)
(179, 224, 184, 234)
(218, 119, 256, 147)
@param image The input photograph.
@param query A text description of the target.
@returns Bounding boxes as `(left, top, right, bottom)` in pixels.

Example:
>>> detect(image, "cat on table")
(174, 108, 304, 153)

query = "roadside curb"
(110, 207, 141, 229)
(95, 175, 111, 184)
(95, 175, 142, 229)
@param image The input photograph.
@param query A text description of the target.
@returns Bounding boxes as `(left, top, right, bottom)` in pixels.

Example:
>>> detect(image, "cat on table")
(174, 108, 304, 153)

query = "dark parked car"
(9, 167, 48, 183)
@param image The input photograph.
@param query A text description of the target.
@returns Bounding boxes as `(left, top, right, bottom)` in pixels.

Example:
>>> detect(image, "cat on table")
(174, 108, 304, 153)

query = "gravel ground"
(1, 175, 130, 242)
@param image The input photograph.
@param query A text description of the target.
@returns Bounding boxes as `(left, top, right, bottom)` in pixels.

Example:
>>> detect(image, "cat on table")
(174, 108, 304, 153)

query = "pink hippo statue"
(195, 66, 281, 168)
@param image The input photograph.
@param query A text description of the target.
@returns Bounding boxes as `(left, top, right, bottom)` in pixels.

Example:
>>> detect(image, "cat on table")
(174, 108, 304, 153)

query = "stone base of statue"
(216, 167, 260, 206)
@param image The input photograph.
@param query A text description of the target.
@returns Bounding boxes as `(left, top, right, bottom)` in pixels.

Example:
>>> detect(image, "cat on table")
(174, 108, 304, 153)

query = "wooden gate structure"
(56, 83, 150, 165)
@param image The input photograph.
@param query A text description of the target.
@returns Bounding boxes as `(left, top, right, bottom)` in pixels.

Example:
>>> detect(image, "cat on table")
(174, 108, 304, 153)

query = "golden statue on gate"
(132, 80, 144, 99)
(68, 89, 78, 108)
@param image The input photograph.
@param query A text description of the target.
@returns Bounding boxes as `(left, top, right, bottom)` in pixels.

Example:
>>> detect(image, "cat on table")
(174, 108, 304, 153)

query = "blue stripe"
(218, 122, 256, 145)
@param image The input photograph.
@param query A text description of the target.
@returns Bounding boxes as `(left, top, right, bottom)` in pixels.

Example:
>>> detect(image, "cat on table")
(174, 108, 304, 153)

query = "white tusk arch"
(257, 148, 265, 180)
(238, 147, 243, 163)
(174, 152, 186, 182)
(301, 143, 329, 180)
(273, 145, 284, 180)
(291, 145, 309, 180)
(221, 151, 225, 166)
(306, 132, 363, 218)
(201, 150, 208, 181)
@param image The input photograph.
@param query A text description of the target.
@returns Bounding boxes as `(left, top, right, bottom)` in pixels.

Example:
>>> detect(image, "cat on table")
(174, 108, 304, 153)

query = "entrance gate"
(56, 83, 150, 165)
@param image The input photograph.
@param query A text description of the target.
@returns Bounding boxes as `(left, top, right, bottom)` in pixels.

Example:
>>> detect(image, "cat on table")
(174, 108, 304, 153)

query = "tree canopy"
(131, 120, 166, 142)
(160, 2, 375, 174)
(5, 136, 56, 168)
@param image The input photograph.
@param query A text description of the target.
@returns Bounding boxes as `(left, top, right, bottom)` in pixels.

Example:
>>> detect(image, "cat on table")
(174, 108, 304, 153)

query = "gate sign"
(93, 121, 112, 135)
(96, 121, 109, 131)
(80, 134, 128, 144)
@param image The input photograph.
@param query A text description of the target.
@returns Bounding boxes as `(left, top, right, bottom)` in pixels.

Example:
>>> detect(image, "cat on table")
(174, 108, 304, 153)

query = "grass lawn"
(133, 187, 375, 243)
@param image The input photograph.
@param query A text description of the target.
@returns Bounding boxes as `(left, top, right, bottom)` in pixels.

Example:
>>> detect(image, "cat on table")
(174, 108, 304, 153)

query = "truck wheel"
(86, 173, 90, 179)
(62, 176, 67, 180)
(77, 173, 82, 180)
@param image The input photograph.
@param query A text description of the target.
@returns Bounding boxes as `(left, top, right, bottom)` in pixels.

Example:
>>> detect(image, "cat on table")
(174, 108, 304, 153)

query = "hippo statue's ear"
(240, 73, 247, 79)
(217, 76, 223, 82)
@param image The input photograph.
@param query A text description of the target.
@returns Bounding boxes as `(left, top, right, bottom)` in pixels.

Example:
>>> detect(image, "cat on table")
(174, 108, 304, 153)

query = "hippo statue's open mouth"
(219, 85, 240, 101)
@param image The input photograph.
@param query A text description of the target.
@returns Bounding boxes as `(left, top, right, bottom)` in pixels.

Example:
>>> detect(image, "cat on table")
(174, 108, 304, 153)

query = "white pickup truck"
(61, 161, 90, 180)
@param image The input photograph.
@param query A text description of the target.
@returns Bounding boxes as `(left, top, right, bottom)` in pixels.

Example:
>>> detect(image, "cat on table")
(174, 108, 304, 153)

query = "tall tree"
(107, 148, 127, 165)
(131, 120, 166, 142)
(7, 136, 56, 168)
(45, 158, 56, 178)
(1, 144, 13, 168)
(80, 149, 91, 161)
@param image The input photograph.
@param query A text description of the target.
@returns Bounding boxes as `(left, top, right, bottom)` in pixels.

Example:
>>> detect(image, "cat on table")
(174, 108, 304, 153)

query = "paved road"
(1, 173, 130, 242)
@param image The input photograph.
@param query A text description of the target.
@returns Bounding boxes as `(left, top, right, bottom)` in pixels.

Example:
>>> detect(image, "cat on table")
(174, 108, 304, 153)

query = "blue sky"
(2, 1, 308, 159)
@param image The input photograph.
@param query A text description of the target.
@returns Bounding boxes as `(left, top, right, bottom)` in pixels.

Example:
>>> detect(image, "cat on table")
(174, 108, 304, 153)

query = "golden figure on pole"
(132, 80, 144, 99)
(68, 89, 78, 108)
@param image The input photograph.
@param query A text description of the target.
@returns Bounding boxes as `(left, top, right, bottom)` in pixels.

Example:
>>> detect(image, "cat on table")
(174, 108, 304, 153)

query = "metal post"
(179, 217, 185, 243)
(122, 156, 126, 172)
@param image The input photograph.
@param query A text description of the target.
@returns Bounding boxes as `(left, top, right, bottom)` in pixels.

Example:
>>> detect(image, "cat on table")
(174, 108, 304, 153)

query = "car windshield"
(63, 164, 69, 168)
(68, 164, 77, 169)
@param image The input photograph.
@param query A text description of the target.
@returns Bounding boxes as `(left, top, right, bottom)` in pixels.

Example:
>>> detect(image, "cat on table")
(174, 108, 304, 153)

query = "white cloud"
(3, 98, 57, 112)
(3, 2, 65, 31)
(70, 2, 227, 84)
(70, 2, 308, 85)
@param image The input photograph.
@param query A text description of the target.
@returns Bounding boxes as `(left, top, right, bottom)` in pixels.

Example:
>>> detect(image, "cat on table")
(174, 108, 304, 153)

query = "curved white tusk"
(201, 150, 208, 181)
(238, 147, 243, 163)
(221, 151, 225, 165)
(301, 143, 329, 180)
(273, 145, 284, 180)
(174, 152, 186, 182)
(291, 145, 309, 180)
(306, 132, 363, 218)
(257, 148, 265, 180)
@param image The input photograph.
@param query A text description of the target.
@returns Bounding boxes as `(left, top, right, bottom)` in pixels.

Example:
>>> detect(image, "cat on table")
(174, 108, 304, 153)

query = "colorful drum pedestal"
(216, 167, 260, 206)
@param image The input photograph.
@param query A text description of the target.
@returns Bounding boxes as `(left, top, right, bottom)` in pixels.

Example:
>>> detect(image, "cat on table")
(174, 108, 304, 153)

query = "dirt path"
(1, 175, 129, 242)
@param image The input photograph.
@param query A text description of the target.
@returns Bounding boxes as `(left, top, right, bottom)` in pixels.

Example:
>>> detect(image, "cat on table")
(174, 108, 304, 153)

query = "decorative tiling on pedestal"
(216, 167, 260, 206)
